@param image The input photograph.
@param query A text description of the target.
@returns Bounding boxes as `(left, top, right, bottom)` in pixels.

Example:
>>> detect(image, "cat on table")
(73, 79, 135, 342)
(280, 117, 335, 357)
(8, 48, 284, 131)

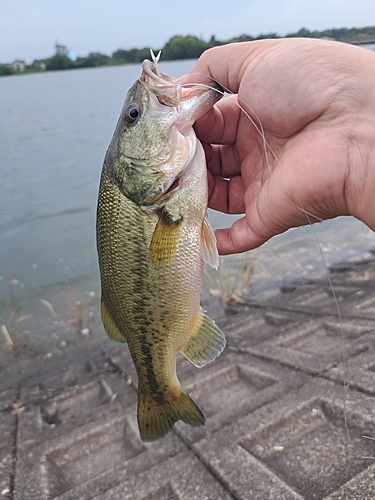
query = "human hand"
(182, 39, 375, 254)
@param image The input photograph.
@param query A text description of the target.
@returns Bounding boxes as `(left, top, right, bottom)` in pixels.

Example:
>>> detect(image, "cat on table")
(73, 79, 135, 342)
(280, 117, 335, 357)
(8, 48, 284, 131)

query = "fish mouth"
(140, 55, 223, 113)
(141, 57, 181, 107)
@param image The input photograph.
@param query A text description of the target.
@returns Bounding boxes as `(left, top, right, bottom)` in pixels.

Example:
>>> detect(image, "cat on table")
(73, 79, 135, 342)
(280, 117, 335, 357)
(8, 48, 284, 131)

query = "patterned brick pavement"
(2, 253, 375, 499)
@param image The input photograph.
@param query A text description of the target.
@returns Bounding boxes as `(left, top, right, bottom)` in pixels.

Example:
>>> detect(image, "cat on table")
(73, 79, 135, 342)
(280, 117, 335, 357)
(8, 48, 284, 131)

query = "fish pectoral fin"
(180, 307, 226, 368)
(101, 296, 127, 343)
(149, 206, 182, 267)
(201, 215, 219, 269)
(137, 386, 205, 442)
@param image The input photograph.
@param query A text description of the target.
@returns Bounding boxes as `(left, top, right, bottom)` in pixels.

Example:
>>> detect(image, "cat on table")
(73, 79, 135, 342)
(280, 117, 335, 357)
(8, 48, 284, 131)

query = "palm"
(185, 39, 375, 253)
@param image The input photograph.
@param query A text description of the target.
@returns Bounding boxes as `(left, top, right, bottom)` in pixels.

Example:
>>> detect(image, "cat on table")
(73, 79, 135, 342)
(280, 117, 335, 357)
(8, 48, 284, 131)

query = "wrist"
(344, 50, 375, 230)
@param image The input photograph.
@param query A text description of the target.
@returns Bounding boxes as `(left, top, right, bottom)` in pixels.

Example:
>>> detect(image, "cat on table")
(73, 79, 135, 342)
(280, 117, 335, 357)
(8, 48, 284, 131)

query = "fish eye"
(124, 103, 141, 124)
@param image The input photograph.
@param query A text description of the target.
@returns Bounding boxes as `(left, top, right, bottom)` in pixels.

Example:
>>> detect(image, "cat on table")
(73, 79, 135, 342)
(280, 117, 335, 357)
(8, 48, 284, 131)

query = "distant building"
(55, 41, 69, 57)
(32, 60, 46, 70)
(10, 60, 26, 71)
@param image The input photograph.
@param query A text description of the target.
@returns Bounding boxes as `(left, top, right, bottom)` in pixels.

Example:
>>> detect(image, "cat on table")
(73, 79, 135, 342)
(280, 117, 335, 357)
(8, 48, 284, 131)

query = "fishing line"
(181, 72, 374, 459)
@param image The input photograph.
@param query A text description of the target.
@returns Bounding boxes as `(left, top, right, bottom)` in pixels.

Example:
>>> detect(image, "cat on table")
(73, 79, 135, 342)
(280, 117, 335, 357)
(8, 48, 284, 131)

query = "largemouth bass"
(96, 52, 225, 441)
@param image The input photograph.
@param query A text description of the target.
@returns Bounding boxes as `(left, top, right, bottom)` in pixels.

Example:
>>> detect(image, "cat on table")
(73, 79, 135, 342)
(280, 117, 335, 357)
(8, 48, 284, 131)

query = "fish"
(96, 51, 225, 441)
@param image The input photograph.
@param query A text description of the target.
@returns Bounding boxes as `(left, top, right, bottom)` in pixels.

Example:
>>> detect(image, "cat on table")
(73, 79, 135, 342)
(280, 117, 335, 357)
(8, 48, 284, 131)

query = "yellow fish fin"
(149, 207, 182, 267)
(101, 296, 127, 343)
(201, 215, 219, 269)
(137, 386, 205, 442)
(180, 307, 226, 368)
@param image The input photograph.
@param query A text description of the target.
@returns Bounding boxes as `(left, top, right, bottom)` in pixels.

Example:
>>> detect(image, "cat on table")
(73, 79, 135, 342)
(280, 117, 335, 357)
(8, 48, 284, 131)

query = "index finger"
(181, 40, 279, 91)
(192, 95, 241, 145)
(181, 44, 249, 94)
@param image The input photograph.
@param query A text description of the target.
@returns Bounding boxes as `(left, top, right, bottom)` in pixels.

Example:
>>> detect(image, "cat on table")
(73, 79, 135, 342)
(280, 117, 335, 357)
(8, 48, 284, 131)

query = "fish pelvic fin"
(149, 206, 182, 267)
(137, 386, 205, 442)
(180, 307, 226, 368)
(100, 296, 127, 343)
(201, 215, 219, 269)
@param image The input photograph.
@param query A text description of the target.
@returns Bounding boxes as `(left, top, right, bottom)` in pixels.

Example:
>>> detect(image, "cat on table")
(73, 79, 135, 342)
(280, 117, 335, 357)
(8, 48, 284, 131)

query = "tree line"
(2, 26, 375, 76)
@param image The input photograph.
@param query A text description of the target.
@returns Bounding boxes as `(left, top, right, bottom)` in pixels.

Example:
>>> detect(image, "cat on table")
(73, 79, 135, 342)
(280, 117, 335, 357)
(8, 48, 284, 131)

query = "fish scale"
(97, 54, 226, 441)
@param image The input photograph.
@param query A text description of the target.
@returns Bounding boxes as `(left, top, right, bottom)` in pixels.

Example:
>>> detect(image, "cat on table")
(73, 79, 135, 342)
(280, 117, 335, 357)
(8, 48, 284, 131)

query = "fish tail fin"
(137, 386, 205, 442)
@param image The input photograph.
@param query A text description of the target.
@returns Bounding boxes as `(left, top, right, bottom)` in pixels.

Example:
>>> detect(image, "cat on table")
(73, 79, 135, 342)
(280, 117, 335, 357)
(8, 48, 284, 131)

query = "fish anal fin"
(149, 207, 182, 267)
(180, 307, 226, 368)
(101, 296, 127, 343)
(137, 386, 205, 441)
(201, 215, 219, 269)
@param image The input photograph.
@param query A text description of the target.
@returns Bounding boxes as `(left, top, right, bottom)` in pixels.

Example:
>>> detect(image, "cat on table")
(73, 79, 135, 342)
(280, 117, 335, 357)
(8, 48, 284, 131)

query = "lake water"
(1, 59, 375, 372)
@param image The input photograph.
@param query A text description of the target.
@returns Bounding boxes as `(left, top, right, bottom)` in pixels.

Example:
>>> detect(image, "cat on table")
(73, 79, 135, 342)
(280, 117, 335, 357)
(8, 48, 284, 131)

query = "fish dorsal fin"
(101, 296, 127, 343)
(201, 215, 219, 269)
(149, 207, 182, 267)
(180, 307, 226, 368)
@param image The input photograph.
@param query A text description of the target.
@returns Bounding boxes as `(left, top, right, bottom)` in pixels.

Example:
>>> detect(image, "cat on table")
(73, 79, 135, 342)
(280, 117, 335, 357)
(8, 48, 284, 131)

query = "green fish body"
(97, 54, 225, 441)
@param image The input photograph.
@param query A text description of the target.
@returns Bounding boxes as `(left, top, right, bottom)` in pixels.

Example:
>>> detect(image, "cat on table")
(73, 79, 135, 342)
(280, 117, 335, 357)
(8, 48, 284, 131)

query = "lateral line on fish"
(181, 72, 361, 457)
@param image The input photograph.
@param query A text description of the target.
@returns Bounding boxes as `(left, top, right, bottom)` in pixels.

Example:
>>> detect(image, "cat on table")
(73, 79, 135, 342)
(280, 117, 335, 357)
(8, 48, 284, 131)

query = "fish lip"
(141, 59, 176, 87)
(141, 58, 223, 95)
(140, 58, 223, 108)
(140, 62, 181, 107)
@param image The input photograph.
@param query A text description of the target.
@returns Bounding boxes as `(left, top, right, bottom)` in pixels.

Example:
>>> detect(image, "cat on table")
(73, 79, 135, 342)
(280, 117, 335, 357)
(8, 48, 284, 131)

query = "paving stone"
(174, 352, 309, 444)
(86, 450, 234, 500)
(0, 389, 17, 413)
(51, 437, 187, 500)
(10, 252, 375, 499)
(12, 371, 184, 500)
(0, 342, 113, 394)
(0, 390, 17, 500)
(245, 316, 375, 374)
(250, 275, 375, 321)
(325, 345, 375, 395)
(193, 378, 375, 500)
(324, 462, 375, 499)
(329, 253, 375, 283)
(103, 345, 138, 385)
(105, 341, 310, 444)
(251, 255, 375, 319)
(219, 305, 305, 348)
(32, 349, 113, 396)
(18, 371, 137, 446)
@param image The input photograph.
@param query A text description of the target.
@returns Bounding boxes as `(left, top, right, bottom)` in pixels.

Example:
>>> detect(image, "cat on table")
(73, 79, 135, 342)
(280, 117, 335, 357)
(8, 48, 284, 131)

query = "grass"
(0, 280, 57, 351)
(67, 286, 90, 332)
(0, 279, 28, 349)
(205, 255, 255, 307)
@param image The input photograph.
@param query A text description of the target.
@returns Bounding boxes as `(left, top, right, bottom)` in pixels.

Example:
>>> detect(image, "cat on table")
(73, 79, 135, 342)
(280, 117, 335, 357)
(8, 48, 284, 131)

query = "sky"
(1, 0, 374, 63)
